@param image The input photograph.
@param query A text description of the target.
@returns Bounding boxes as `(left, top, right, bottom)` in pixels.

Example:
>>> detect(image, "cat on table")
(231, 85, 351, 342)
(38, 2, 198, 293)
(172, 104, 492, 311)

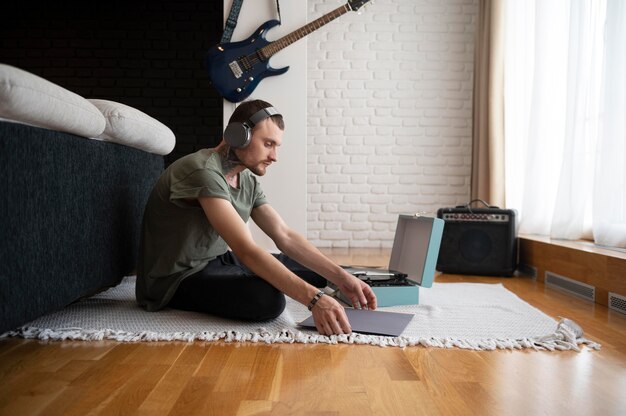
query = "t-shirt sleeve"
(170, 169, 230, 202)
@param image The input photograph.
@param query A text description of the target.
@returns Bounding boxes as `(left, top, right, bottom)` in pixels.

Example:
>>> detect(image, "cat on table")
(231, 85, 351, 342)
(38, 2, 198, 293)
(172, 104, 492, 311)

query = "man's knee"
(244, 291, 286, 321)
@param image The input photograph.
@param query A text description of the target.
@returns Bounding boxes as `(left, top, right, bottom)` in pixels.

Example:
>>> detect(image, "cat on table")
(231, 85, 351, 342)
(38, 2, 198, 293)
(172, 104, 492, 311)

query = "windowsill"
(519, 234, 626, 261)
(518, 234, 626, 306)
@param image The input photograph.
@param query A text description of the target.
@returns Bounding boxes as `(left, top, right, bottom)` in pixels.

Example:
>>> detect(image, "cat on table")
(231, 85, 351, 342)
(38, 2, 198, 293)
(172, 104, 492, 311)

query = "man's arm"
(251, 204, 377, 310)
(197, 196, 352, 335)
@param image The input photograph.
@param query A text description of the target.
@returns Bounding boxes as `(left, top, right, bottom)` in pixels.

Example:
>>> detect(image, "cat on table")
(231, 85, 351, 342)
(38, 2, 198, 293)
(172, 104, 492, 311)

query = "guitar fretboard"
(260, 5, 350, 59)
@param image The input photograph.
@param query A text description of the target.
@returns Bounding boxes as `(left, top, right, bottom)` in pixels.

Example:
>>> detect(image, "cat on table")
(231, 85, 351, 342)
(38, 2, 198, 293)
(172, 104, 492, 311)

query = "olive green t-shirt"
(136, 149, 268, 311)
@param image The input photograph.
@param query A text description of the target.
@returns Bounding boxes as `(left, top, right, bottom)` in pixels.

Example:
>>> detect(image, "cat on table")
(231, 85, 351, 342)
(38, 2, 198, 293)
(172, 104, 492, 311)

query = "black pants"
(168, 251, 327, 322)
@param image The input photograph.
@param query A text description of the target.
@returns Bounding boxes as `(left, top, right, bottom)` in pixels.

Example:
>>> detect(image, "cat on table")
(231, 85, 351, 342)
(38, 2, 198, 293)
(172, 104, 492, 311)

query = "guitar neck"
(261, 4, 351, 58)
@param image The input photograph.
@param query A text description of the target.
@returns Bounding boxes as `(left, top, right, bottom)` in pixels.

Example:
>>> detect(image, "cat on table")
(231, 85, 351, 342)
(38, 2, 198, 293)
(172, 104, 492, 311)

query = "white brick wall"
(307, 0, 477, 248)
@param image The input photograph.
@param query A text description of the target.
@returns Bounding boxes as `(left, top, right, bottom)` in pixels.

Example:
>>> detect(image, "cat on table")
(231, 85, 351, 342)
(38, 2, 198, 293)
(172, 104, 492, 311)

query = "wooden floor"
(1, 248, 625, 416)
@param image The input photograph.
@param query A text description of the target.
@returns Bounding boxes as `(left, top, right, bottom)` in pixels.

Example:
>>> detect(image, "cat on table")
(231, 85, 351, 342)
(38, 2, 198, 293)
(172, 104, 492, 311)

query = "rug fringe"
(0, 318, 600, 351)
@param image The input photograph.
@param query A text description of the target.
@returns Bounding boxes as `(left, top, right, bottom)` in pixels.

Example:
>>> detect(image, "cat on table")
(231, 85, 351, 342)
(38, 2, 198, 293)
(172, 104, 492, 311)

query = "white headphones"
(223, 106, 281, 148)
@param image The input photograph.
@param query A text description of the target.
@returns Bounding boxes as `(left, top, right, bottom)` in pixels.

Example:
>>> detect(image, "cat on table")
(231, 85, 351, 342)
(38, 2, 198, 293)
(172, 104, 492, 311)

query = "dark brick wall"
(0, 0, 223, 165)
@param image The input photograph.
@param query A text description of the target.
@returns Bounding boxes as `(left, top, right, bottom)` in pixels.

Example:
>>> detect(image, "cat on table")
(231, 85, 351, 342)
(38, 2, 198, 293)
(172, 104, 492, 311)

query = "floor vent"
(609, 292, 626, 315)
(545, 271, 595, 302)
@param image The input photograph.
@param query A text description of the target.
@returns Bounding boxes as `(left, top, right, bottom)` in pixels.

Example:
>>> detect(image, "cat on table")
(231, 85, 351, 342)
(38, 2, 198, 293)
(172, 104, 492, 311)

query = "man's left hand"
(336, 273, 377, 310)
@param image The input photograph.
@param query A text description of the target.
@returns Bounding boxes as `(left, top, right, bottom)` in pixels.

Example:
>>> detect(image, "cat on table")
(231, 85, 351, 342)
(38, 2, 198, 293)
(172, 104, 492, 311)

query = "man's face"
(235, 118, 283, 176)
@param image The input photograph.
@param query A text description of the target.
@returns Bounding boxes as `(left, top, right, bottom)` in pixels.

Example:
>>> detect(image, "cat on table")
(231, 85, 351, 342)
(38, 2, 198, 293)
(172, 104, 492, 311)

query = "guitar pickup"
(228, 61, 243, 79)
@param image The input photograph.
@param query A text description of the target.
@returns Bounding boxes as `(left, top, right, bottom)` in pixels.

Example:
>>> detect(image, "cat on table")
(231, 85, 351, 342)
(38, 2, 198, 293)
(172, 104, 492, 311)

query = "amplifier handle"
(456, 199, 499, 210)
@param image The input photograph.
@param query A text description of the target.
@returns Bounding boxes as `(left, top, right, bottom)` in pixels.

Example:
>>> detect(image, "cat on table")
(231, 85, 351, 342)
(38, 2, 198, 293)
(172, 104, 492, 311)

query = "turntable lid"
(388, 215, 444, 288)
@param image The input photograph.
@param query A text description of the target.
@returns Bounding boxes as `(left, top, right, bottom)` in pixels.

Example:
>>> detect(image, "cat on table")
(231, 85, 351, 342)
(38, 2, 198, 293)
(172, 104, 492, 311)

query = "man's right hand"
(311, 294, 352, 336)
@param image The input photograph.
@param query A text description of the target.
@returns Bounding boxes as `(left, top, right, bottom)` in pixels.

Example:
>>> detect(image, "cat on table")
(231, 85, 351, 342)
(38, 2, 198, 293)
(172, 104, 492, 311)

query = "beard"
(223, 146, 269, 176)
(246, 162, 268, 176)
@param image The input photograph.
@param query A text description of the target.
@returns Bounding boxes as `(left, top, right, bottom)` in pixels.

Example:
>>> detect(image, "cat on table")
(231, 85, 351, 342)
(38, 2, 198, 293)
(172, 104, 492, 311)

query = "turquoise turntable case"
(339, 215, 444, 307)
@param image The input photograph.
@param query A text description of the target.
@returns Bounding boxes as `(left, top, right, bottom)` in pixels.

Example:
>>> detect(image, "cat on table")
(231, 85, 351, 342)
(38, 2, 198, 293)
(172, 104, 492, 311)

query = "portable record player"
(333, 215, 445, 307)
(337, 269, 421, 307)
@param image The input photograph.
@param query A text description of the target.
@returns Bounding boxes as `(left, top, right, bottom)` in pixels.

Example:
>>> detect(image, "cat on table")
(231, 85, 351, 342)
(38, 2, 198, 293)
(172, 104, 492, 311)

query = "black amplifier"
(436, 206, 518, 276)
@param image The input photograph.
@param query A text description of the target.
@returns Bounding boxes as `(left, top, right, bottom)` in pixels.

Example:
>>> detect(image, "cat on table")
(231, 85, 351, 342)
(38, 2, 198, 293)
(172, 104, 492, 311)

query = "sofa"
(0, 64, 173, 333)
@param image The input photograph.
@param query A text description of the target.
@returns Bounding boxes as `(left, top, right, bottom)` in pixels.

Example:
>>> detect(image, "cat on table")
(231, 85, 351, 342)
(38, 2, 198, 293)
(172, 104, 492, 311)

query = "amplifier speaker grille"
(436, 207, 517, 276)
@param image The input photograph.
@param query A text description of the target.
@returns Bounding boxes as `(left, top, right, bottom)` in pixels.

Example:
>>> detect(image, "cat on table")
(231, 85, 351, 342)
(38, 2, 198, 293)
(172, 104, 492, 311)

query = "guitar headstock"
(347, 0, 373, 12)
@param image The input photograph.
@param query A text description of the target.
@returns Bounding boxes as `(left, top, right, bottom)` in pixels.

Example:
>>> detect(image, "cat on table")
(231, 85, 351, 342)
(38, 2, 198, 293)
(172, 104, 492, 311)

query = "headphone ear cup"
(223, 122, 251, 148)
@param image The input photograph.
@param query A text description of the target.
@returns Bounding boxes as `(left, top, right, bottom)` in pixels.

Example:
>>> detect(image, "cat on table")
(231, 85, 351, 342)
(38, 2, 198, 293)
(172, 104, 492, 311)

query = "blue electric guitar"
(205, 0, 372, 103)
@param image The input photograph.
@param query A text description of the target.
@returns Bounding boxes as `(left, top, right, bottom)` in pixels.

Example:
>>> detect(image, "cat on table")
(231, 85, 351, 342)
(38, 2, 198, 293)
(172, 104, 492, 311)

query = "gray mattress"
(0, 121, 163, 333)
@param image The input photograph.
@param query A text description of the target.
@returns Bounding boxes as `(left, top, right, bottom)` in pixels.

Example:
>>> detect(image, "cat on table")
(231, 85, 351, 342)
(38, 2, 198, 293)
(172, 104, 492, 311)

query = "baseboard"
(519, 234, 626, 307)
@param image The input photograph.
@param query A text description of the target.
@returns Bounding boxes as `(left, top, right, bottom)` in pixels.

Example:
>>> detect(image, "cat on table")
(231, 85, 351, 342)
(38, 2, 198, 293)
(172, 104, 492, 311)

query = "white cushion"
(0, 64, 106, 137)
(88, 99, 175, 155)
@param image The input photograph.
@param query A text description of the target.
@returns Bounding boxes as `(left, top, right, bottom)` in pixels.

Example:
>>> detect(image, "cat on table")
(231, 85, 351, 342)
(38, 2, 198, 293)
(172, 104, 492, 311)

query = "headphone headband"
(247, 107, 280, 128)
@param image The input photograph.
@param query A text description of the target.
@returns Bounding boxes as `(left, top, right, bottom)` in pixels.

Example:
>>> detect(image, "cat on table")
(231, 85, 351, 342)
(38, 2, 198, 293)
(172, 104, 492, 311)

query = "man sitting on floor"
(136, 99, 377, 336)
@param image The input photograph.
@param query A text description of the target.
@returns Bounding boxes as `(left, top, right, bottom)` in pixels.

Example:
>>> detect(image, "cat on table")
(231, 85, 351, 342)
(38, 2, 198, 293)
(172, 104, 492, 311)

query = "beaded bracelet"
(307, 290, 325, 311)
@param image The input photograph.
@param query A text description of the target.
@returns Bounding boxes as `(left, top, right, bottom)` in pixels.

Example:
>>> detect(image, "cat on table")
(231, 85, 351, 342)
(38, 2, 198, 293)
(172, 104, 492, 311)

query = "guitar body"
(205, 20, 289, 103)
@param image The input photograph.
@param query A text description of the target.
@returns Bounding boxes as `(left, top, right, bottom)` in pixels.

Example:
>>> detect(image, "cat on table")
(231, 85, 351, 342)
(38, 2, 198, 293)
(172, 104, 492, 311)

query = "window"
(503, 0, 626, 249)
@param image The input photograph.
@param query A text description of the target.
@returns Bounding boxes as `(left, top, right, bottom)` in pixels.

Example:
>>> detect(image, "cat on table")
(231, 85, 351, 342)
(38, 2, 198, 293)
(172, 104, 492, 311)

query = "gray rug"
(1, 276, 600, 350)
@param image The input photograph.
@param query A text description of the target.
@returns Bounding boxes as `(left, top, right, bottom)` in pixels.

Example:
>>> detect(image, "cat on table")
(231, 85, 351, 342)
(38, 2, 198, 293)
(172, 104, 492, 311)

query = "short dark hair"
(228, 99, 284, 131)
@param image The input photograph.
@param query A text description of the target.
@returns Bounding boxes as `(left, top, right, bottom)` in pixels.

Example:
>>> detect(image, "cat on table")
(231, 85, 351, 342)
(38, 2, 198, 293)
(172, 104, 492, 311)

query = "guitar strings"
(237, 5, 349, 68)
